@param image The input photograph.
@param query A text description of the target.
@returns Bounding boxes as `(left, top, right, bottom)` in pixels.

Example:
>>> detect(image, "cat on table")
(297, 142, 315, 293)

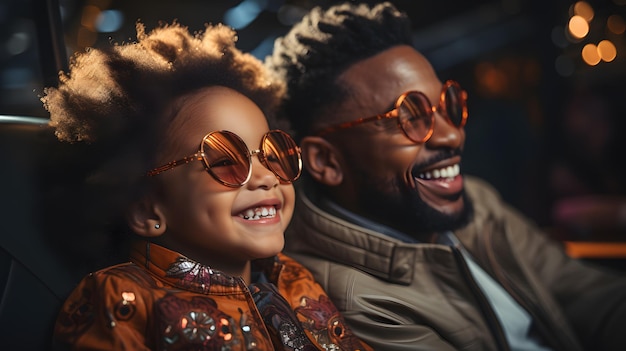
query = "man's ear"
(127, 197, 166, 238)
(301, 136, 343, 186)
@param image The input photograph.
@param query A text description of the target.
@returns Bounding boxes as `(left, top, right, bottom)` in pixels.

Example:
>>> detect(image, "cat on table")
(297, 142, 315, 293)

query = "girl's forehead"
(168, 87, 270, 146)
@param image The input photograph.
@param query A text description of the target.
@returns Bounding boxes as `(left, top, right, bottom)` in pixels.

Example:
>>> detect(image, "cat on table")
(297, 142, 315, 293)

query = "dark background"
(2, 0, 626, 240)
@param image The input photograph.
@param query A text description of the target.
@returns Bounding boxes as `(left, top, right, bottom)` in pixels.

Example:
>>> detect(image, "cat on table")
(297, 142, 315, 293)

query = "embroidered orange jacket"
(54, 241, 372, 351)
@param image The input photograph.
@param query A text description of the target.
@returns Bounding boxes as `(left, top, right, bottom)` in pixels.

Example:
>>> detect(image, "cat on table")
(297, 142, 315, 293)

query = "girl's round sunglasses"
(147, 130, 302, 187)
(316, 80, 468, 143)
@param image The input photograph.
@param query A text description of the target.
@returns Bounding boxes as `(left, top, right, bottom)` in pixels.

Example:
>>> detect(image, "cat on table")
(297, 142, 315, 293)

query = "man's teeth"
(418, 164, 460, 180)
(240, 206, 277, 220)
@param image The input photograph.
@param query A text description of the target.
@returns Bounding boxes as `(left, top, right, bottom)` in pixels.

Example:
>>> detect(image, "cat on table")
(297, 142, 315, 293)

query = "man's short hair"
(266, 1, 413, 140)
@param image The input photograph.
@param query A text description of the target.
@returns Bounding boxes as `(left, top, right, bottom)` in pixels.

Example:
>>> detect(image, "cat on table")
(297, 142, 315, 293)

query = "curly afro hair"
(265, 1, 412, 141)
(44, 21, 283, 143)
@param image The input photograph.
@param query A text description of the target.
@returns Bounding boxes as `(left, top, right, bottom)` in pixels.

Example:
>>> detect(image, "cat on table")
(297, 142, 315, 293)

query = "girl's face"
(148, 86, 295, 270)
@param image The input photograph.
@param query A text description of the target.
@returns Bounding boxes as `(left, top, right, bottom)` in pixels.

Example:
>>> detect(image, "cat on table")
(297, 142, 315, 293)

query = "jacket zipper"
(450, 246, 511, 351)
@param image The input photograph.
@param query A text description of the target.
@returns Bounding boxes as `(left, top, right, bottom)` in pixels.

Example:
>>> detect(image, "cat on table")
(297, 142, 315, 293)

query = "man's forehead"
(332, 46, 441, 117)
(338, 46, 440, 97)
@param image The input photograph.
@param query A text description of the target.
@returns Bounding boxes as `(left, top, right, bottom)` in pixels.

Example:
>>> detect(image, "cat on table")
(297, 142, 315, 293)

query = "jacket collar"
(288, 190, 447, 285)
(129, 241, 281, 294)
(286, 177, 495, 285)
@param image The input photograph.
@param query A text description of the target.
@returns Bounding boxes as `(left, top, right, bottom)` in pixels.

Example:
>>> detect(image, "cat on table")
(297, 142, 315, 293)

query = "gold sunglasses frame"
(316, 80, 468, 144)
(147, 129, 302, 187)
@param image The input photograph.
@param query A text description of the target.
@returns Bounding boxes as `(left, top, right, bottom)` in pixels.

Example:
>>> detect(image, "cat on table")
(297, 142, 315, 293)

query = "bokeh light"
(6, 32, 30, 56)
(551, 26, 569, 48)
(95, 10, 124, 33)
(81, 5, 101, 31)
(597, 40, 617, 62)
(582, 43, 601, 65)
(223, 0, 267, 30)
(555, 55, 575, 77)
(607, 15, 625, 35)
(573, 1, 594, 22)
(568, 15, 589, 39)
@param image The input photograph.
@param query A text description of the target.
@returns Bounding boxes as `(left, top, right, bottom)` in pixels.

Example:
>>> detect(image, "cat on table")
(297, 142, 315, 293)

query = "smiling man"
(266, 2, 626, 351)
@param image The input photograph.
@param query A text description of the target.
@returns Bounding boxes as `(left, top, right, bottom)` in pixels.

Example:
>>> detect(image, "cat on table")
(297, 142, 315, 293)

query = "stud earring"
(155, 224, 160, 229)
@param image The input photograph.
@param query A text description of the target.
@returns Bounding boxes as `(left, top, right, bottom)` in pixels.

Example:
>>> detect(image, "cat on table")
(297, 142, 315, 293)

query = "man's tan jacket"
(285, 176, 626, 351)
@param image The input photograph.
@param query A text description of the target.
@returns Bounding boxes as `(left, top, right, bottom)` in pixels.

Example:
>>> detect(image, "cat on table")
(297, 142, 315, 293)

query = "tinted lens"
(443, 83, 467, 127)
(262, 131, 302, 182)
(397, 92, 435, 143)
(201, 131, 251, 186)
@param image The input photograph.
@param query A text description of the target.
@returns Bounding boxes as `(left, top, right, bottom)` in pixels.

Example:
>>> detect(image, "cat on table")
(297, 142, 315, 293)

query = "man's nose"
(425, 112, 464, 150)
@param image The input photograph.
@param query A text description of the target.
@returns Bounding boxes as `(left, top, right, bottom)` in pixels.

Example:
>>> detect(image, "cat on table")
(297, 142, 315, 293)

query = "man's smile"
(411, 155, 464, 211)
(416, 164, 460, 182)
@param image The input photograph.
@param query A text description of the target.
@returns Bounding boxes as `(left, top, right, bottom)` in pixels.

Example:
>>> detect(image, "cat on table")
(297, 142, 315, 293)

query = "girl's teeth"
(240, 206, 277, 220)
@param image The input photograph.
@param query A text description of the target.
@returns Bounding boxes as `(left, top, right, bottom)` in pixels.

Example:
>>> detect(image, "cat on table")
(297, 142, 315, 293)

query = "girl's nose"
(247, 155, 279, 189)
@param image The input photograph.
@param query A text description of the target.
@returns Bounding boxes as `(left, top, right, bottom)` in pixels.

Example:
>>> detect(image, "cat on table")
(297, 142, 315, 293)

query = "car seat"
(0, 115, 93, 350)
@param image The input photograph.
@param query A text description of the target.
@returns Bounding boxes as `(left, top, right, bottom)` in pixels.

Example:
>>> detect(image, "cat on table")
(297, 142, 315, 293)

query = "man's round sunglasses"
(147, 130, 302, 187)
(316, 80, 468, 143)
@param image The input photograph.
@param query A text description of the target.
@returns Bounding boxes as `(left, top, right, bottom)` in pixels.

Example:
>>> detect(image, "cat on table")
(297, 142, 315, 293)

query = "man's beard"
(356, 175, 473, 240)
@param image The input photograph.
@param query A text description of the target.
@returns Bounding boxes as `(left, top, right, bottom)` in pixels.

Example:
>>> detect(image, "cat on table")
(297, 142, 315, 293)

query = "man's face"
(313, 45, 470, 236)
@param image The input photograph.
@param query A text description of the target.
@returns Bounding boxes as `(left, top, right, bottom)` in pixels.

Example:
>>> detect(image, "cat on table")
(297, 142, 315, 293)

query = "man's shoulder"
(464, 175, 502, 201)
(463, 175, 509, 217)
(283, 251, 386, 286)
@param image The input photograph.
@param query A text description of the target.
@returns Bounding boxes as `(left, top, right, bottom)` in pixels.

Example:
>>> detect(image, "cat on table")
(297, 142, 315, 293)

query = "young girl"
(42, 22, 371, 351)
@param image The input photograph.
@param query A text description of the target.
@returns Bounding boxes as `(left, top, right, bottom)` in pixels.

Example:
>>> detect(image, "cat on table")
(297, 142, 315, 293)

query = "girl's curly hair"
(44, 21, 283, 144)
(41, 22, 284, 263)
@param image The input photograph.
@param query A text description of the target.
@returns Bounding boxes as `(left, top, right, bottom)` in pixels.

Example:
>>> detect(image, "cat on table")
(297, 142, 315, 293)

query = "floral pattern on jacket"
(54, 241, 372, 351)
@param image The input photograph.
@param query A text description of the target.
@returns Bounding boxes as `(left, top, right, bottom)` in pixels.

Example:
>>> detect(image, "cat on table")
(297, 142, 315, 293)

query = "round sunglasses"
(147, 130, 302, 187)
(316, 80, 468, 143)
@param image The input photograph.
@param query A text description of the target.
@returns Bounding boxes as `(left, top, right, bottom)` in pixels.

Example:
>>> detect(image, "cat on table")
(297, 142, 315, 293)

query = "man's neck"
(315, 193, 423, 243)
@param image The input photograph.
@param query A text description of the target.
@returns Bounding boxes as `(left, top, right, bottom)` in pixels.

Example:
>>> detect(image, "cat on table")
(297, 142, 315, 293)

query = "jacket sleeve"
(499, 199, 626, 351)
(53, 270, 151, 350)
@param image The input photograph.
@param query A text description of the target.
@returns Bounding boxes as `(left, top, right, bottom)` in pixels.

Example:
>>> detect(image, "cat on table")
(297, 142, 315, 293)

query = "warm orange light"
(568, 15, 589, 39)
(474, 62, 507, 96)
(565, 241, 626, 259)
(607, 15, 626, 34)
(573, 1, 594, 22)
(81, 5, 101, 31)
(582, 43, 601, 65)
(598, 40, 617, 62)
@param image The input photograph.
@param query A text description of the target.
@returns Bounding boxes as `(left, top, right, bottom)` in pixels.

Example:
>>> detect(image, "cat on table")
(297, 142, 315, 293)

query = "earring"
(155, 224, 160, 229)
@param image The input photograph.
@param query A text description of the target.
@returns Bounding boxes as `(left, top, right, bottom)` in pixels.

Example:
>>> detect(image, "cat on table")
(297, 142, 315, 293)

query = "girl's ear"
(127, 197, 166, 238)
(300, 136, 343, 186)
